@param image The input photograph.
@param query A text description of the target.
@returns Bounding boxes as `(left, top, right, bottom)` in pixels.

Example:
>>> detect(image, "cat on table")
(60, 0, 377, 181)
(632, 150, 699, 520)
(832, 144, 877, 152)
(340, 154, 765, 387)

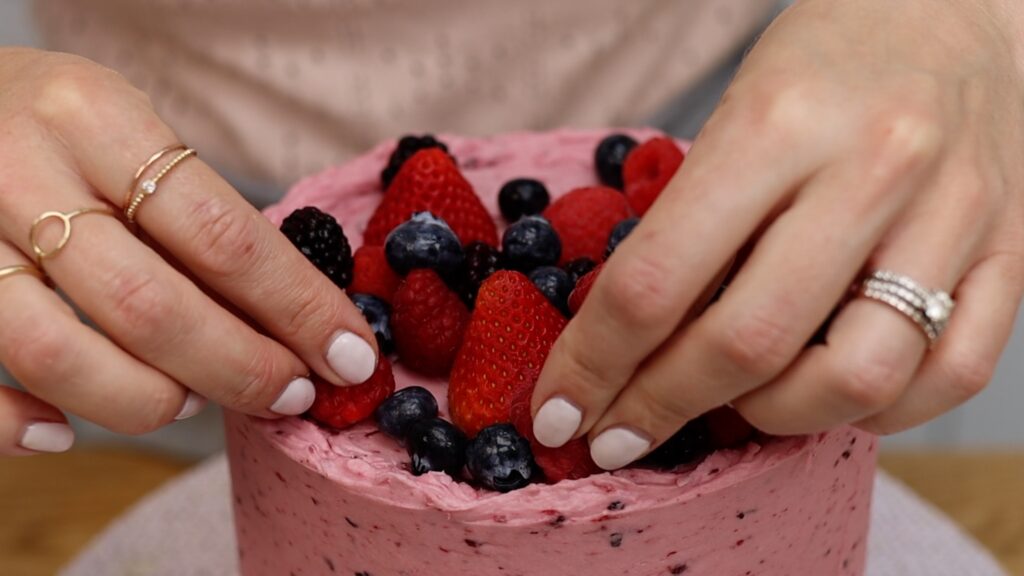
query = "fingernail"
(533, 396, 583, 448)
(270, 377, 316, 415)
(175, 392, 207, 421)
(326, 331, 377, 385)
(19, 422, 75, 453)
(590, 427, 651, 471)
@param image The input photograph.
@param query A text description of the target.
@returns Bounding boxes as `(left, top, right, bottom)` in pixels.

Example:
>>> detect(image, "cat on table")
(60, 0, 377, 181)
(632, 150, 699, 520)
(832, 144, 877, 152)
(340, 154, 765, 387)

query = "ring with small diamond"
(858, 269, 955, 347)
(123, 144, 196, 224)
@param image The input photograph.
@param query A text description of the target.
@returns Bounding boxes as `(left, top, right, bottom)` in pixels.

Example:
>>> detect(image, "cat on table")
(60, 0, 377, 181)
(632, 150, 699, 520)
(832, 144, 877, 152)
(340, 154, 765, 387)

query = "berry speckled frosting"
(227, 129, 877, 576)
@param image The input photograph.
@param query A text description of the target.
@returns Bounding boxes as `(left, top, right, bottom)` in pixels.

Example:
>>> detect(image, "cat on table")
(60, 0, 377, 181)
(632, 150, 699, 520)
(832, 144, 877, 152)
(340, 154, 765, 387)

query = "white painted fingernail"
(590, 427, 651, 471)
(175, 392, 207, 421)
(270, 377, 316, 415)
(19, 422, 75, 453)
(326, 331, 377, 385)
(533, 396, 583, 448)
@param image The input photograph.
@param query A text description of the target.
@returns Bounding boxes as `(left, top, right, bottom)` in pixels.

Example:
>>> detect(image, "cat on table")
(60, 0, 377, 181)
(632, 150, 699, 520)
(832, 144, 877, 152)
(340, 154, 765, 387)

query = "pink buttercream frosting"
(228, 129, 877, 575)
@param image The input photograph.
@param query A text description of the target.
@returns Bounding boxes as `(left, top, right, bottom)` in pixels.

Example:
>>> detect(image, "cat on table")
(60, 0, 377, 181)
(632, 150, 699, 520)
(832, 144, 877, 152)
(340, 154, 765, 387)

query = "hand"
(0, 49, 377, 456)
(531, 0, 1024, 470)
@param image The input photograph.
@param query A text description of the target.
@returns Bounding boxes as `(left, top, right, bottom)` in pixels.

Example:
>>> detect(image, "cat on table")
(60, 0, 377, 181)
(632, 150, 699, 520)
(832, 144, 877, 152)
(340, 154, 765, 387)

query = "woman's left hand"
(531, 0, 1024, 470)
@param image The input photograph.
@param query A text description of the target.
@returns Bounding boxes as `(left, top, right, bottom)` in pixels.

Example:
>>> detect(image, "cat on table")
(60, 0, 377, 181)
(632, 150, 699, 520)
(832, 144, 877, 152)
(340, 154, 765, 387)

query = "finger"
(31, 83, 377, 386)
(734, 173, 990, 436)
(0, 151, 313, 418)
(857, 253, 1024, 434)
(531, 95, 834, 449)
(0, 242, 193, 434)
(583, 127, 941, 469)
(0, 386, 73, 456)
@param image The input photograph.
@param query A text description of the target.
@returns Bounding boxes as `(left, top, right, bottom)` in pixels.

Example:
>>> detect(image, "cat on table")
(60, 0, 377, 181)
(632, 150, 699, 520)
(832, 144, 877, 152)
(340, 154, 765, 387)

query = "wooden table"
(1, 449, 1021, 575)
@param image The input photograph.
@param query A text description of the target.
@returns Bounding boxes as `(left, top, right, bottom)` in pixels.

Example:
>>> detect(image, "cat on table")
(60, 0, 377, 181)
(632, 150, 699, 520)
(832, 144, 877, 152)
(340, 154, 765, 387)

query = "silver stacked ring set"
(859, 269, 955, 347)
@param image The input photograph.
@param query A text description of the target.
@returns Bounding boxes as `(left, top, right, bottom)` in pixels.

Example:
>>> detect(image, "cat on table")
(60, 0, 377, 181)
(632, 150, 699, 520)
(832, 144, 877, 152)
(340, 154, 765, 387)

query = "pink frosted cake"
(227, 129, 878, 576)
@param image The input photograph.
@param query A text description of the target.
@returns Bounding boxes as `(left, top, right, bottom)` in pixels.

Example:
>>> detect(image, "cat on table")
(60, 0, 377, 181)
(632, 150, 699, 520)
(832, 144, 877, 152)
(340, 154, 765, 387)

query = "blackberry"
(498, 178, 550, 223)
(381, 134, 451, 190)
(448, 241, 502, 308)
(502, 215, 561, 272)
(605, 217, 640, 259)
(280, 206, 353, 289)
(643, 418, 713, 469)
(564, 257, 597, 287)
(466, 424, 535, 492)
(595, 133, 639, 190)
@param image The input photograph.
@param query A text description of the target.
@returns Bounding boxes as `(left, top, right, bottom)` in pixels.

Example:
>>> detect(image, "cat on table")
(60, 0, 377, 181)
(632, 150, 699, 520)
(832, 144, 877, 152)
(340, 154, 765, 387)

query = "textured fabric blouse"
(35, 0, 777, 193)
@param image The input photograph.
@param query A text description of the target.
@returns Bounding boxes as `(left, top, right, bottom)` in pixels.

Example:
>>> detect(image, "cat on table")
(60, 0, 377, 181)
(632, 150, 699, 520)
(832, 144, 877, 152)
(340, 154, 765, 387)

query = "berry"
(350, 293, 394, 355)
(705, 406, 756, 449)
(510, 386, 599, 483)
(528, 266, 572, 315)
(384, 212, 465, 276)
(449, 271, 568, 437)
(498, 178, 550, 222)
(465, 424, 535, 492)
(381, 134, 451, 190)
(349, 246, 401, 302)
(543, 186, 630, 264)
(605, 217, 640, 259)
(374, 386, 439, 438)
(307, 358, 396, 430)
(391, 269, 471, 377)
(623, 137, 685, 216)
(365, 149, 498, 247)
(594, 133, 638, 190)
(563, 257, 597, 286)
(644, 418, 712, 469)
(406, 417, 468, 477)
(280, 206, 353, 289)
(567, 263, 604, 315)
(501, 216, 561, 272)
(448, 241, 502, 308)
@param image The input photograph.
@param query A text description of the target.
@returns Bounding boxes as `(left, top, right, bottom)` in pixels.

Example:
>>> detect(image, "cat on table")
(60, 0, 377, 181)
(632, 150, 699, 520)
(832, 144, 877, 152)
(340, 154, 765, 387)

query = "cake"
(226, 129, 878, 576)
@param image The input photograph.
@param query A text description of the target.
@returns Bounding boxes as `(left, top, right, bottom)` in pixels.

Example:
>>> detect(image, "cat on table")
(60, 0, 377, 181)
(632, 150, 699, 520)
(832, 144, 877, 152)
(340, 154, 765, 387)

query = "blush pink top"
(35, 0, 777, 190)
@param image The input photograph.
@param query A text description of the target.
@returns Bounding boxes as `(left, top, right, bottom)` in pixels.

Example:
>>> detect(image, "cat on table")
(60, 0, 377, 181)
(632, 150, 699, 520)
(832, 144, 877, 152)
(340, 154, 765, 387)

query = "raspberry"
(349, 246, 401, 302)
(623, 137, 685, 216)
(307, 358, 396, 430)
(543, 186, 630, 264)
(391, 269, 471, 377)
(567, 263, 604, 316)
(280, 206, 353, 289)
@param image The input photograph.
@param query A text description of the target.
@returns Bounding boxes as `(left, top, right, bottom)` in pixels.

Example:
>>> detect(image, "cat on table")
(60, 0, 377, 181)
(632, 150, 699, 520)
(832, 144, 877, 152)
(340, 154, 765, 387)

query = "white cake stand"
(59, 455, 1008, 576)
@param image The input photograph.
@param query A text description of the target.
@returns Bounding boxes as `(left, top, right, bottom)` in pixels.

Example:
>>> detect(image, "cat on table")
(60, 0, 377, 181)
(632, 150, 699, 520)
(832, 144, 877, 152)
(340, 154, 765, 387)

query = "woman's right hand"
(0, 48, 378, 456)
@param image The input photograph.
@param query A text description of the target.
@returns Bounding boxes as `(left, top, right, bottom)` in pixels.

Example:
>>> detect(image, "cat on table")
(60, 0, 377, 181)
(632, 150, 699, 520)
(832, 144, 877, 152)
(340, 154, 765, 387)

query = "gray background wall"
(1, 0, 1020, 454)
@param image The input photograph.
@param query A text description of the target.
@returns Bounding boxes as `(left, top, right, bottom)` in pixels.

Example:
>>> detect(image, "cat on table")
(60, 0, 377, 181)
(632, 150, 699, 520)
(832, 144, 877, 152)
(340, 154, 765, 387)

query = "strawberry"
(363, 149, 498, 247)
(623, 137, 685, 216)
(543, 186, 630, 264)
(448, 271, 567, 437)
(348, 245, 401, 302)
(567, 263, 604, 316)
(391, 269, 471, 377)
(307, 358, 396, 429)
(705, 406, 756, 449)
(510, 386, 599, 483)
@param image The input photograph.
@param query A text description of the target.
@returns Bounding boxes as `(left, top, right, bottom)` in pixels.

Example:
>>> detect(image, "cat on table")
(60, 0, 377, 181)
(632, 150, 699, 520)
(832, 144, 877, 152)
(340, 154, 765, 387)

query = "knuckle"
(831, 353, 907, 413)
(30, 58, 138, 129)
(224, 340, 282, 411)
(706, 310, 796, 378)
(871, 106, 943, 172)
(281, 284, 326, 341)
(603, 253, 676, 328)
(940, 348, 993, 401)
(108, 269, 178, 335)
(744, 77, 816, 136)
(187, 197, 265, 278)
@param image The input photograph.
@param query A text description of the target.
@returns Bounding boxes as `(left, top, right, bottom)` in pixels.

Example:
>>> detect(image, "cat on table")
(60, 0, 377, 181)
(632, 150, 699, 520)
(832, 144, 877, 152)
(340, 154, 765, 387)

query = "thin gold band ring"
(0, 264, 45, 283)
(123, 145, 196, 224)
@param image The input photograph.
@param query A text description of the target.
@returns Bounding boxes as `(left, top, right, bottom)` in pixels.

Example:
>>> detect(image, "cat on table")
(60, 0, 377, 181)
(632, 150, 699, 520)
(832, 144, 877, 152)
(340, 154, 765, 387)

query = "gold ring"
(0, 264, 45, 283)
(29, 206, 116, 265)
(123, 144, 196, 224)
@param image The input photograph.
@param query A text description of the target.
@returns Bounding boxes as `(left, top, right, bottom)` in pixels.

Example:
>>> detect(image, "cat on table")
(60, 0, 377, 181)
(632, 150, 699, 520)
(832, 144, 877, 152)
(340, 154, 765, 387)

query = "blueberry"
(375, 386, 439, 438)
(528, 266, 572, 315)
(643, 418, 712, 469)
(605, 217, 640, 259)
(466, 424, 535, 492)
(595, 133, 638, 190)
(350, 293, 394, 355)
(563, 257, 597, 286)
(448, 241, 503, 308)
(498, 178, 550, 222)
(406, 418, 468, 477)
(501, 215, 561, 272)
(385, 212, 465, 276)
